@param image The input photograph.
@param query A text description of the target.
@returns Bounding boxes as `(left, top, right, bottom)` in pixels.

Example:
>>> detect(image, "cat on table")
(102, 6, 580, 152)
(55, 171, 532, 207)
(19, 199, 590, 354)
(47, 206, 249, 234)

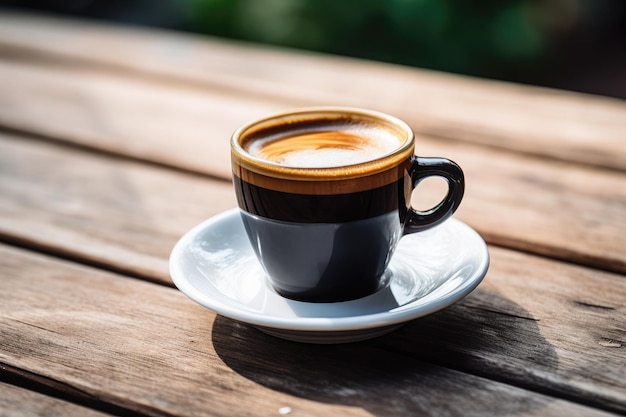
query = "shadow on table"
(212, 289, 559, 416)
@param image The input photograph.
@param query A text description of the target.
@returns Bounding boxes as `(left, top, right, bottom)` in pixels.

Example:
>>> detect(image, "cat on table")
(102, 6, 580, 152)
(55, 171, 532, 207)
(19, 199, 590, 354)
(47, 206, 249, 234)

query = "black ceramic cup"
(231, 107, 464, 302)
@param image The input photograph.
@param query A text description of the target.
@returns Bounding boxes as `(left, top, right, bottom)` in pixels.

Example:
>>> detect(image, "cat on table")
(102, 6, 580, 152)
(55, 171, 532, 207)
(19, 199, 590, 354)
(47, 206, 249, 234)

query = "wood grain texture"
(0, 134, 624, 413)
(0, 11, 624, 417)
(0, 382, 114, 417)
(0, 11, 625, 171)
(0, 59, 284, 178)
(0, 133, 237, 284)
(0, 244, 620, 417)
(0, 22, 623, 274)
(1, 115, 624, 276)
(425, 137, 626, 274)
(378, 248, 626, 413)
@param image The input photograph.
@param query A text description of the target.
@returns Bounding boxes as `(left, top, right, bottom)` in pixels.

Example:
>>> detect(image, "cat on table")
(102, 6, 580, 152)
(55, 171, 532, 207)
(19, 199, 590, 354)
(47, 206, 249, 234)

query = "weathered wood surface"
(0, 59, 282, 176)
(0, 133, 624, 413)
(0, 133, 236, 283)
(0, 382, 114, 417)
(1, 10, 625, 417)
(0, 11, 625, 172)
(0, 244, 620, 417)
(380, 248, 626, 413)
(1, 14, 624, 273)
(1, 100, 624, 277)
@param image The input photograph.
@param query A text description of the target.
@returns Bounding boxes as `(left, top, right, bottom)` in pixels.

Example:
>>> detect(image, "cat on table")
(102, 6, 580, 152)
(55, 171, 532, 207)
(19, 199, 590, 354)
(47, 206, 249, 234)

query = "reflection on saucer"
(170, 208, 489, 343)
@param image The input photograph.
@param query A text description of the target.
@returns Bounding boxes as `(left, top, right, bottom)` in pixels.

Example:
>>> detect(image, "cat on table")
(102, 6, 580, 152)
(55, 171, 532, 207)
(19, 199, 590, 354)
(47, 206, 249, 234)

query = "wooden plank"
(0, 382, 114, 417)
(0, 59, 284, 178)
(0, 132, 237, 284)
(0, 133, 624, 413)
(0, 244, 620, 417)
(433, 138, 626, 274)
(0, 11, 625, 171)
(377, 247, 626, 413)
(1, 100, 624, 276)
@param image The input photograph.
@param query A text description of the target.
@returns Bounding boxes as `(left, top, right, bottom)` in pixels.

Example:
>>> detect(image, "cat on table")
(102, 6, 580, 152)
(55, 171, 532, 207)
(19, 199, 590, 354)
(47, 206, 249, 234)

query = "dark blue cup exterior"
(231, 108, 464, 302)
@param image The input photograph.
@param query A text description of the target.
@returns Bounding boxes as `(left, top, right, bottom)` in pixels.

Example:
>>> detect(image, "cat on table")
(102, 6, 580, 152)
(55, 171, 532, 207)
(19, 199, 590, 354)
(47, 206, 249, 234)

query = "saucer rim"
(170, 208, 490, 332)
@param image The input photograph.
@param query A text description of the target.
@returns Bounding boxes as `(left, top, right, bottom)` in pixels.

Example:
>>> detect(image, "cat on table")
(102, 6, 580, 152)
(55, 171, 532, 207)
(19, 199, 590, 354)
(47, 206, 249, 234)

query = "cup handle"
(404, 156, 465, 234)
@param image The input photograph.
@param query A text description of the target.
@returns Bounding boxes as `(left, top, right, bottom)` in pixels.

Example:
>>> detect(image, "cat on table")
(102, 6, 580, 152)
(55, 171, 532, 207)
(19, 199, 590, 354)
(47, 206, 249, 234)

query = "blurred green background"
(3, 0, 625, 98)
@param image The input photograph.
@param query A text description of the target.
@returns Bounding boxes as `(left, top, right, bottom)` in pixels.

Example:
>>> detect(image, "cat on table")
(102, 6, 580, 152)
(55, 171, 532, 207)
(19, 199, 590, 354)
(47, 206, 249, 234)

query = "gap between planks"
(0, 369, 148, 417)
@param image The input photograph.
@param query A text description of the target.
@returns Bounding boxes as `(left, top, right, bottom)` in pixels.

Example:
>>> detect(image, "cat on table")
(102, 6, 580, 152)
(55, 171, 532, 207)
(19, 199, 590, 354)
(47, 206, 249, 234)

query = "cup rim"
(230, 107, 415, 181)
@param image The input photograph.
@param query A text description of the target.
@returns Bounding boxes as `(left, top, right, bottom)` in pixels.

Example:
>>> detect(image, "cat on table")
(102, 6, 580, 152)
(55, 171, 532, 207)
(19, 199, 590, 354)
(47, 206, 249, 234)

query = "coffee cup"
(230, 107, 464, 302)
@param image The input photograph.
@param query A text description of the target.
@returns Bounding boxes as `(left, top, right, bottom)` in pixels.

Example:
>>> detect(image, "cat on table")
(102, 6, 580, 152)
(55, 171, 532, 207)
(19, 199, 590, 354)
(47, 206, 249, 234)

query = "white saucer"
(170, 208, 489, 344)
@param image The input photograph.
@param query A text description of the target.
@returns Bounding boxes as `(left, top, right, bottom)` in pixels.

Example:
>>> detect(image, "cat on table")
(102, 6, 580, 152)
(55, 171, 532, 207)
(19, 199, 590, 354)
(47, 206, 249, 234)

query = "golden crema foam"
(231, 109, 415, 194)
(244, 126, 403, 168)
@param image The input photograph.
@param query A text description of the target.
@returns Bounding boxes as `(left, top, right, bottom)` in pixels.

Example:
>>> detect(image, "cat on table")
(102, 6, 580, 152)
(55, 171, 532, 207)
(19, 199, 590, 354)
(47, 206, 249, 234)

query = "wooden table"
(0, 11, 624, 417)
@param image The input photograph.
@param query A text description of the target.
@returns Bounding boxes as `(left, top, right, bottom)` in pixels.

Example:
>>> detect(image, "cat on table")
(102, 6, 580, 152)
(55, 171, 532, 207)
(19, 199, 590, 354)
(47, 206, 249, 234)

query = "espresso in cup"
(231, 108, 464, 302)
(246, 126, 401, 168)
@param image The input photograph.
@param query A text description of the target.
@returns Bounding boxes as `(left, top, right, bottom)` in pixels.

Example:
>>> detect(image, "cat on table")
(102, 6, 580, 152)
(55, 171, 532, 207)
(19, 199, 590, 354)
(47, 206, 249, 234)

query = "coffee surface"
(245, 125, 402, 168)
